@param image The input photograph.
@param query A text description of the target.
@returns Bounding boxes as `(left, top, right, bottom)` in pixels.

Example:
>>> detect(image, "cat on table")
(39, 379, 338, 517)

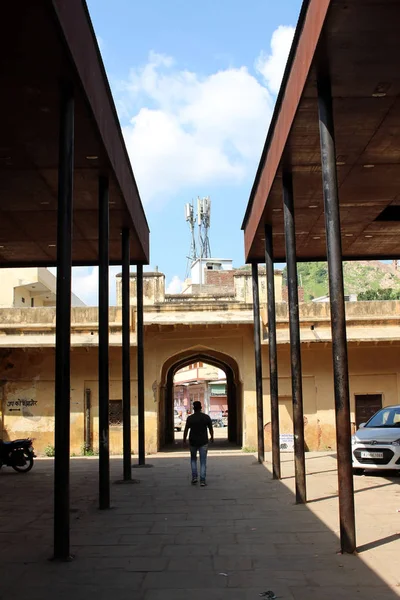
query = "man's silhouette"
(183, 401, 214, 486)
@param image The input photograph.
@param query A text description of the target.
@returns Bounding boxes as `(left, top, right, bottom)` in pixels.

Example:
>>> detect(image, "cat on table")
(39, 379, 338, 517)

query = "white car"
(174, 410, 183, 432)
(352, 404, 400, 474)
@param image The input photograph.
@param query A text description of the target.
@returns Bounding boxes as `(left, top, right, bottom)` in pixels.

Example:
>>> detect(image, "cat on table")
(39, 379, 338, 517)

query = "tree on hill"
(282, 261, 400, 301)
(357, 288, 400, 301)
(282, 262, 329, 301)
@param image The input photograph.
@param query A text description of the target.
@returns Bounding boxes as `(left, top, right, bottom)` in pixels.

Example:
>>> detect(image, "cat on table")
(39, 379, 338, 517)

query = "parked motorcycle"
(0, 438, 35, 473)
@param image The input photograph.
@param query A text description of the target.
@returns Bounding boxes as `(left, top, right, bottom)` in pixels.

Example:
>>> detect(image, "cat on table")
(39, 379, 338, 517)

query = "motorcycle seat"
(1, 439, 29, 445)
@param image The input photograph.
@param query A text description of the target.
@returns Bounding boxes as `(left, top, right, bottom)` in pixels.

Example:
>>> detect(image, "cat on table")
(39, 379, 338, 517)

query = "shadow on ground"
(160, 438, 238, 453)
(0, 452, 399, 599)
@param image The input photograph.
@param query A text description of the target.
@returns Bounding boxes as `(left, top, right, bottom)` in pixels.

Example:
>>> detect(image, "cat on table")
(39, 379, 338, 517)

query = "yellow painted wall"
(1, 339, 400, 455)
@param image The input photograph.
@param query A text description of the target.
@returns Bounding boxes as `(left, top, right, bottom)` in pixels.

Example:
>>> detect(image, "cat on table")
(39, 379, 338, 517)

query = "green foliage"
(80, 444, 99, 456)
(242, 446, 257, 453)
(282, 261, 400, 302)
(44, 444, 55, 457)
(358, 288, 400, 301)
(283, 262, 329, 301)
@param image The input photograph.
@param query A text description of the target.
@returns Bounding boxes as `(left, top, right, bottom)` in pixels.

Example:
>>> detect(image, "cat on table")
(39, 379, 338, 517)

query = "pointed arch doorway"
(158, 349, 243, 450)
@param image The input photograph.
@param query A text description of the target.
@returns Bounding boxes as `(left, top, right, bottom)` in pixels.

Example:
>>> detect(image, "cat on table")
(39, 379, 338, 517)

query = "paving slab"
(0, 451, 399, 599)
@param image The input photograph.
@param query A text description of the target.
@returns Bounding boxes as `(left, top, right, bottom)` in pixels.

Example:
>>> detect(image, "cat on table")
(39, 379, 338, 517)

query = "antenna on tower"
(185, 201, 197, 279)
(197, 196, 211, 259)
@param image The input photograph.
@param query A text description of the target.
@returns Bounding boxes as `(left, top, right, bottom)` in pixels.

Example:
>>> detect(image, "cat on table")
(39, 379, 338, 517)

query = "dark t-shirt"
(187, 412, 212, 447)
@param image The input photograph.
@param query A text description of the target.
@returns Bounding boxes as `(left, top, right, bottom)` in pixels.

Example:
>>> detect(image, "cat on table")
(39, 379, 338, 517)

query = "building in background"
(312, 294, 357, 303)
(173, 361, 227, 416)
(0, 268, 85, 308)
(3, 266, 400, 456)
(183, 258, 234, 294)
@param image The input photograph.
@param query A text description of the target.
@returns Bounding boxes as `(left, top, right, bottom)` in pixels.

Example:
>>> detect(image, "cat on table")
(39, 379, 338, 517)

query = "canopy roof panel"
(0, 0, 149, 266)
(243, 0, 400, 262)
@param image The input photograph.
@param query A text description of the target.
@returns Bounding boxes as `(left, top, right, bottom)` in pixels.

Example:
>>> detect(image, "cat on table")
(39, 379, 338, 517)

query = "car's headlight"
(351, 435, 357, 445)
(392, 438, 400, 446)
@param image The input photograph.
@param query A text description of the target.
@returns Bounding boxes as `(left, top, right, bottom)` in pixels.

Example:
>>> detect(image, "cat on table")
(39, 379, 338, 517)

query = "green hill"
(283, 261, 400, 301)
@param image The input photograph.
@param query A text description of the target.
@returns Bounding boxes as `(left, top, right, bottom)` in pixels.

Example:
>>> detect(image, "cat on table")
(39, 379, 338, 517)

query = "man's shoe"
(200, 480, 207, 487)
(191, 477, 198, 485)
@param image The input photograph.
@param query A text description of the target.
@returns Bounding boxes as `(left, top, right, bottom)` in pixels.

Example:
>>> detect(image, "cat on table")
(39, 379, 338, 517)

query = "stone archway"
(158, 348, 243, 450)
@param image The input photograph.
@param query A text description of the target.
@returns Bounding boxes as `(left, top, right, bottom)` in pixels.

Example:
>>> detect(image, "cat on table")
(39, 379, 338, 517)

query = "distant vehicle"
(0, 438, 36, 473)
(352, 405, 400, 475)
(174, 410, 183, 432)
(210, 411, 224, 428)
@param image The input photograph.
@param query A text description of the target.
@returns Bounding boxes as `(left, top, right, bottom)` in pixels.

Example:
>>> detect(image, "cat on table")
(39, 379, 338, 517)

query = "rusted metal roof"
(243, 0, 400, 263)
(0, 0, 149, 266)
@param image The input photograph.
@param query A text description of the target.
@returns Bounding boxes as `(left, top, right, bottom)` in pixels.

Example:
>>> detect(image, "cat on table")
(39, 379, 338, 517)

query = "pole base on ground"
(98, 505, 113, 511)
(132, 463, 153, 468)
(50, 554, 74, 563)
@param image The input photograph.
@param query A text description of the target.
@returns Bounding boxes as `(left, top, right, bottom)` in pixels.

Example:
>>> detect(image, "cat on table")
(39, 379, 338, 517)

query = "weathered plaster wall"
(116, 273, 165, 306)
(262, 343, 400, 451)
(147, 324, 255, 450)
(233, 271, 283, 304)
(1, 337, 400, 455)
(0, 347, 140, 455)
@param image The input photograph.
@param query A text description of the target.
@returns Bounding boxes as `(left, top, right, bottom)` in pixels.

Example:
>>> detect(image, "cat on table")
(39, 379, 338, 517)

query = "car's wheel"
(352, 468, 364, 476)
(177, 427, 182, 432)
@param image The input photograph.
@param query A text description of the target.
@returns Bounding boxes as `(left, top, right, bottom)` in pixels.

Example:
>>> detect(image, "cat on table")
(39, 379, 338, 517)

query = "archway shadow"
(159, 437, 240, 453)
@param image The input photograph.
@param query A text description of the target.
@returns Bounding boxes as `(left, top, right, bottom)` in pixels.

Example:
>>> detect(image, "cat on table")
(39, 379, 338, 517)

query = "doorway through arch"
(158, 349, 243, 450)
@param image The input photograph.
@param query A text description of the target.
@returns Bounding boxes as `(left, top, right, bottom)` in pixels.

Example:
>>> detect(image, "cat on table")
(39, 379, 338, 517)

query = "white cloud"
(50, 267, 121, 306)
(255, 25, 295, 95)
(166, 275, 183, 294)
(71, 267, 100, 306)
(119, 52, 275, 204)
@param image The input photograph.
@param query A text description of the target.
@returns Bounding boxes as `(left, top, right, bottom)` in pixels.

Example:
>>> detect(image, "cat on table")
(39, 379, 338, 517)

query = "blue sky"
(74, 0, 302, 304)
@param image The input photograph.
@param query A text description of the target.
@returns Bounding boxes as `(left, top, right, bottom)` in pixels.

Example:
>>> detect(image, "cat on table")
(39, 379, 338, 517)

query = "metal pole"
(251, 262, 264, 463)
(122, 228, 132, 480)
(265, 224, 281, 480)
(98, 175, 110, 509)
(54, 81, 74, 560)
(84, 388, 91, 453)
(283, 170, 306, 504)
(317, 73, 356, 553)
(137, 264, 145, 465)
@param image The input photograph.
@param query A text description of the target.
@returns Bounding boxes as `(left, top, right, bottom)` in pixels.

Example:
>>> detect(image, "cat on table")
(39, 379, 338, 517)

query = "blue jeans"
(190, 444, 208, 481)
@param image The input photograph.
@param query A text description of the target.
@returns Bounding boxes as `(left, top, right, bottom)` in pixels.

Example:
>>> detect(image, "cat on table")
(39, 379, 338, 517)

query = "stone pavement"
(0, 449, 399, 599)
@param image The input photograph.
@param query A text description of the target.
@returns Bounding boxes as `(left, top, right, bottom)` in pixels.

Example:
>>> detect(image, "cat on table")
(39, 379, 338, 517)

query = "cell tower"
(185, 202, 197, 279)
(197, 196, 211, 258)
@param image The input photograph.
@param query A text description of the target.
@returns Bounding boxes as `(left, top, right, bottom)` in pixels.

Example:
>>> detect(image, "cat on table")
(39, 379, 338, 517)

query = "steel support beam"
(54, 81, 74, 560)
(318, 73, 356, 553)
(264, 224, 281, 480)
(137, 264, 146, 465)
(98, 175, 110, 509)
(251, 262, 264, 463)
(283, 171, 306, 504)
(122, 228, 132, 480)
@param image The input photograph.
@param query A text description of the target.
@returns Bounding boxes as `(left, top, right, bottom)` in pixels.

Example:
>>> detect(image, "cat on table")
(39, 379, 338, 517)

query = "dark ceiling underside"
(0, 1, 149, 266)
(244, 0, 400, 262)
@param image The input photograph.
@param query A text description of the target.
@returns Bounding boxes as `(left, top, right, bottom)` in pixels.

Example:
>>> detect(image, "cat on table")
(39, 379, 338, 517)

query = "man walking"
(183, 401, 213, 486)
